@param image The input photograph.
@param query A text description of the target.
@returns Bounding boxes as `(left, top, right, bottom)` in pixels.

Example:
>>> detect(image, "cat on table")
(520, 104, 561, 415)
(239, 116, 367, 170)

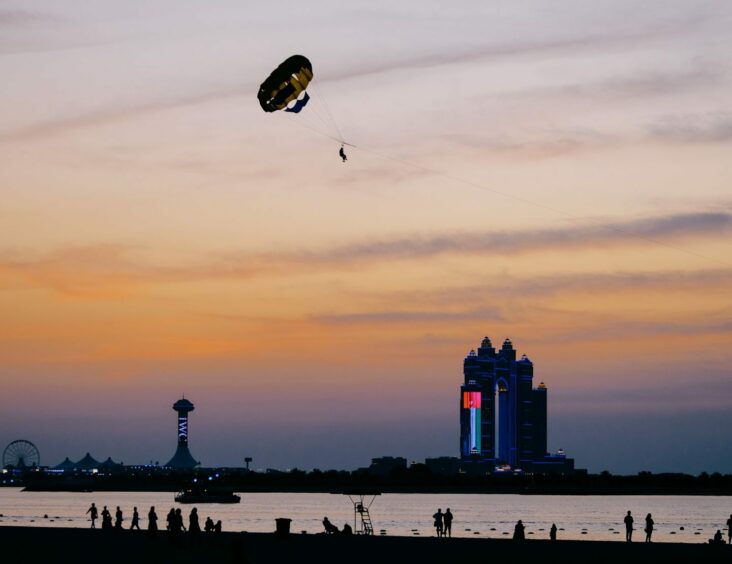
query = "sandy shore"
(0, 526, 728, 563)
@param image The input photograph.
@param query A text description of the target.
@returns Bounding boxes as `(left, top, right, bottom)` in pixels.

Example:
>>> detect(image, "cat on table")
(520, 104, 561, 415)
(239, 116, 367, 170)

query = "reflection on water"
(0, 489, 728, 543)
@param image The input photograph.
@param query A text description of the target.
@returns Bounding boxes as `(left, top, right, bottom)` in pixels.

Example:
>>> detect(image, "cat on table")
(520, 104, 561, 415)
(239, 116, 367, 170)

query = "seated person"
(322, 516, 339, 534)
(710, 530, 725, 545)
(342, 523, 353, 535)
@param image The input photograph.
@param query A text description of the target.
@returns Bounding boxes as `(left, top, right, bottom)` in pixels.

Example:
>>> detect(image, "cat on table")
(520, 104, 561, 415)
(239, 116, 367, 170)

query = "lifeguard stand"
(342, 490, 380, 535)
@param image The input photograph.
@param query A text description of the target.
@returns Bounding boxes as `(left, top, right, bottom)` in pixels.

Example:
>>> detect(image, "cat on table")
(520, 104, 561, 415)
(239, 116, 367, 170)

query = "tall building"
(459, 336, 573, 473)
(164, 397, 200, 469)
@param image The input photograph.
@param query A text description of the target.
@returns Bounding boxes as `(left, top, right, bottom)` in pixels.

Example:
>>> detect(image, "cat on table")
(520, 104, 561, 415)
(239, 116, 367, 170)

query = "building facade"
(459, 336, 572, 473)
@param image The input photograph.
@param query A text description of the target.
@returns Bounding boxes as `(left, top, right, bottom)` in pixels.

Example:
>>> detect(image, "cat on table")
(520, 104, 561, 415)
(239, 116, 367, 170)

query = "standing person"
(114, 506, 124, 529)
(130, 506, 140, 530)
(513, 520, 525, 541)
(147, 506, 158, 536)
(189, 507, 200, 543)
(101, 506, 112, 530)
(727, 514, 732, 544)
(443, 508, 453, 538)
(86, 503, 98, 528)
(432, 508, 444, 538)
(644, 513, 654, 543)
(550, 523, 557, 541)
(624, 511, 634, 542)
(166, 508, 175, 531)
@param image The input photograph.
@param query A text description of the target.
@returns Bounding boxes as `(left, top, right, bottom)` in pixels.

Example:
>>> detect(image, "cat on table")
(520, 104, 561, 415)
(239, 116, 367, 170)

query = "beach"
(1, 526, 728, 564)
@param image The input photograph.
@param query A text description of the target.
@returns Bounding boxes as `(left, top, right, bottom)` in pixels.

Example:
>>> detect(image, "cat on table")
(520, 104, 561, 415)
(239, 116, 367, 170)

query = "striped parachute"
(257, 55, 313, 114)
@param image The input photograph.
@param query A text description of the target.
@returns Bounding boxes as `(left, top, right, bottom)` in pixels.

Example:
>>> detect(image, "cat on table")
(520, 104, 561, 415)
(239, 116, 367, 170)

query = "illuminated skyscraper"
(164, 397, 200, 469)
(459, 337, 572, 473)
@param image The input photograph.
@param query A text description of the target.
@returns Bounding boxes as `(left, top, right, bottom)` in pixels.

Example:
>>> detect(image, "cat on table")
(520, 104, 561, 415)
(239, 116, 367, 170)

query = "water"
(0, 488, 729, 542)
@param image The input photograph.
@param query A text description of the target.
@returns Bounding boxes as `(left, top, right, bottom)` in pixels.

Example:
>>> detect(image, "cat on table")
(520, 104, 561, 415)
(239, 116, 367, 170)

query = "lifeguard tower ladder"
(343, 490, 380, 535)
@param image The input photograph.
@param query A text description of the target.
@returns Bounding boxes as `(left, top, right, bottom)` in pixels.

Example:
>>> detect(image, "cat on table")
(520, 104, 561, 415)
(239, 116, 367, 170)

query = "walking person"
(147, 506, 158, 536)
(550, 523, 557, 541)
(443, 508, 453, 538)
(432, 508, 444, 537)
(176, 508, 186, 532)
(114, 506, 124, 530)
(86, 503, 98, 528)
(624, 510, 634, 542)
(644, 513, 654, 543)
(130, 506, 140, 530)
(169, 508, 184, 543)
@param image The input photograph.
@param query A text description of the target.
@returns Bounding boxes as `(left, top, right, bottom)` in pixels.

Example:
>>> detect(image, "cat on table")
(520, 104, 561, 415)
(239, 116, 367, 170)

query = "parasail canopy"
(257, 55, 313, 113)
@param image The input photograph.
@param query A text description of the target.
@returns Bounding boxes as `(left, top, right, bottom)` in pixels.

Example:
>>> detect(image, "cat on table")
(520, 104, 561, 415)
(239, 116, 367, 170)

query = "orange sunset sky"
(1, 1, 731, 472)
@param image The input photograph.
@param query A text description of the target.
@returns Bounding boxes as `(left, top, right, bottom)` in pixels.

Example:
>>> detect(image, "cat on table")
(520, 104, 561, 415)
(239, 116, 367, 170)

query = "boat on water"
(174, 485, 241, 504)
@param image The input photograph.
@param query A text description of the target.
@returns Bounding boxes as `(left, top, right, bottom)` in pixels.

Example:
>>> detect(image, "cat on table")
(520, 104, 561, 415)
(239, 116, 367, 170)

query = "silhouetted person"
(323, 516, 339, 534)
(550, 523, 557, 541)
(205, 516, 214, 533)
(513, 520, 525, 541)
(101, 506, 112, 530)
(86, 503, 98, 528)
(443, 508, 453, 538)
(342, 523, 353, 535)
(727, 514, 732, 544)
(189, 507, 201, 543)
(214, 520, 222, 534)
(339, 145, 347, 163)
(433, 508, 444, 537)
(147, 506, 158, 536)
(114, 506, 123, 529)
(644, 513, 654, 543)
(711, 530, 725, 545)
(176, 508, 186, 532)
(624, 511, 634, 542)
(130, 506, 140, 530)
(166, 508, 175, 531)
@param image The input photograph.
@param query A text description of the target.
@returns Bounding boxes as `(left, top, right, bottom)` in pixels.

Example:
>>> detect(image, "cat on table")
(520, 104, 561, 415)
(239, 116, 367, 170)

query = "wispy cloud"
(326, 18, 706, 83)
(441, 67, 721, 159)
(486, 267, 732, 299)
(353, 268, 732, 312)
(0, 211, 729, 298)
(0, 9, 51, 26)
(0, 11, 708, 145)
(548, 317, 732, 344)
(0, 86, 250, 144)
(265, 211, 732, 266)
(310, 307, 502, 325)
(649, 113, 732, 144)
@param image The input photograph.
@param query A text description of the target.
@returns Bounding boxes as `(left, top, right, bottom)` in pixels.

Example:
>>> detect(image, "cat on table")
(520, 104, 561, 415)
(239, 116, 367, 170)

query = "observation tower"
(164, 397, 200, 469)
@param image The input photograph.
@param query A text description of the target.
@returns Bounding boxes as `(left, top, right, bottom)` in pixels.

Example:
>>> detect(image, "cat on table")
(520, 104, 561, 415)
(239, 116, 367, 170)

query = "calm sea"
(0, 489, 729, 543)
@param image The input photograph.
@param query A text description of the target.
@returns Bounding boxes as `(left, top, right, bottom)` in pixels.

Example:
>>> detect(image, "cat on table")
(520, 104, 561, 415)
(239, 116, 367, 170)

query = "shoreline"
(0, 525, 728, 564)
(13, 485, 732, 496)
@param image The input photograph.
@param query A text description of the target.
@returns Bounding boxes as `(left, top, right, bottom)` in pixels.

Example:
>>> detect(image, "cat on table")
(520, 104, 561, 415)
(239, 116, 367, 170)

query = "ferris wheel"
(2, 440, 40, 469)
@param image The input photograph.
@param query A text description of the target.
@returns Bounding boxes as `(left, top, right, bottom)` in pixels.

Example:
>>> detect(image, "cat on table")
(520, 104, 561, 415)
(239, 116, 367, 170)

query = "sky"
(1, 0, 731, 474)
